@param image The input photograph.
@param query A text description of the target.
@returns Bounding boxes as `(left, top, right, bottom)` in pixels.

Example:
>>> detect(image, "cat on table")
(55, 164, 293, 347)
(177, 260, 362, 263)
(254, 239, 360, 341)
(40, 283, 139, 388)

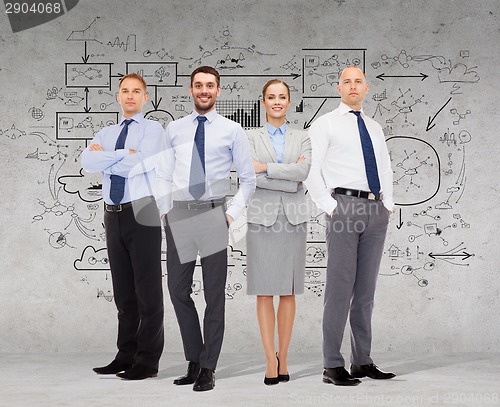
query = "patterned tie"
(350, 111, 381, 196)
(189, 116, 207, 200)
(109, 118, 133, 204)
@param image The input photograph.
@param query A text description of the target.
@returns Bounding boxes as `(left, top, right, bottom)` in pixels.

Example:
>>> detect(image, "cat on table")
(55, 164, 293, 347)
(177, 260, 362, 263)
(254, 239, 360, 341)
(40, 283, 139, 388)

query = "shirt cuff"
(322, 199, 338, 217)
(225, 204, 243, 222)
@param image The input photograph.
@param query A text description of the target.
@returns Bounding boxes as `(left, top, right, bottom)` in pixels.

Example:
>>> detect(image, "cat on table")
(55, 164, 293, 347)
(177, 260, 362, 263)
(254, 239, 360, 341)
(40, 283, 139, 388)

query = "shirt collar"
(191, 108, 217, 124)
(120, 112, 144, 125)
(266, 122, 286, 136)
(338, 101, 365, 117)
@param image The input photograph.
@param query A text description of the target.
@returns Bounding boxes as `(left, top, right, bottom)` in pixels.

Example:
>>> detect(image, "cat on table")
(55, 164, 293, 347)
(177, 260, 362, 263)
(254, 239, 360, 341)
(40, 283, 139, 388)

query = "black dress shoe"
(278, 373, 290, 382)
(264, 376, 279, 385)
(174, 362, 200, 385)
(93, 359, 132, 375)
(193, 368, 215, 392)
(350, 363, 396, 380)
(276, 354, 290, 382)
(116, 363, 158, 380)
(323, 367, 361, 386)
(264, 354, 279, 385)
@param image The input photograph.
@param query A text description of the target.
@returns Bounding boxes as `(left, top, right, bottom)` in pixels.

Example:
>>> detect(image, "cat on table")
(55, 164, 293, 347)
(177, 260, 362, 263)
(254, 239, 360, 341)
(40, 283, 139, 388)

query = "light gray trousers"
(323, 193, 390, 368)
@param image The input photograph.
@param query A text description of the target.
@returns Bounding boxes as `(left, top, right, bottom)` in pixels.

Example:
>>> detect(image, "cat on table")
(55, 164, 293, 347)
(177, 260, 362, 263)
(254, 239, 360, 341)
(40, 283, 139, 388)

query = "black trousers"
(104, 199, 164, 369)
(164, 205, 228, 370)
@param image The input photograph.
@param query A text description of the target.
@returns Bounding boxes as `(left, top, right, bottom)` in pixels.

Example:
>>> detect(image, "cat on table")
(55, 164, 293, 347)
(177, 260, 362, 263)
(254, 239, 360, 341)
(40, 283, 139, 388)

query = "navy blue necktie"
(350, 111, 381, 196)
(109, 118, 133, 204)
(189, 116, 207, 200)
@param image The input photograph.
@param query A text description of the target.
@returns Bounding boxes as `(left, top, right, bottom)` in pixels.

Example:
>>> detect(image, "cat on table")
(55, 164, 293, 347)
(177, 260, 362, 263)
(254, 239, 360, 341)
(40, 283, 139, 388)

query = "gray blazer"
(246, 126, 312, 227)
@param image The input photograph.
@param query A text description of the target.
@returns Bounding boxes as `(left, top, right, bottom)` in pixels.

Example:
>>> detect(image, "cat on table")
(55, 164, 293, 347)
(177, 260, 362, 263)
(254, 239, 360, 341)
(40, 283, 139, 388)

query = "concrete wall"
(1, 0, 499, 355)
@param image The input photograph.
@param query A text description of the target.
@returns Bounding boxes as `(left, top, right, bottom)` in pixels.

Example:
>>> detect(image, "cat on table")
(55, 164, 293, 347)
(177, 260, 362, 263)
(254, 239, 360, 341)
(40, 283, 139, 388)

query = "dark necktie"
(189, 116, 207, 200)
(109, 118, 133, 204)
(350, 110, 381, 196)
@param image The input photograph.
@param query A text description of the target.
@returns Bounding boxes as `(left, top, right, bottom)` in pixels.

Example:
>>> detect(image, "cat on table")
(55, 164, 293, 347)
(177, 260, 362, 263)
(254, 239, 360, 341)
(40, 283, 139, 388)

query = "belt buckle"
(368, 193, 383, 201)
(115, 204, 123, 212)
(187, 202, 199, 210)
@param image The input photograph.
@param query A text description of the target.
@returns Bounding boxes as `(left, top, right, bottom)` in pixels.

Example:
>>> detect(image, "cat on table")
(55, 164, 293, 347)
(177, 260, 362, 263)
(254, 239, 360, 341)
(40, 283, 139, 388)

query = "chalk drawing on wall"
(3, 17, 479, 297)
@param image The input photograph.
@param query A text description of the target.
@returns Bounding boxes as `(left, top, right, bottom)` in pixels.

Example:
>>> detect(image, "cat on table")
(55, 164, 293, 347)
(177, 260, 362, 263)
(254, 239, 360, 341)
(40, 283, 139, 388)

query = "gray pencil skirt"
(246, 211, 307, 296)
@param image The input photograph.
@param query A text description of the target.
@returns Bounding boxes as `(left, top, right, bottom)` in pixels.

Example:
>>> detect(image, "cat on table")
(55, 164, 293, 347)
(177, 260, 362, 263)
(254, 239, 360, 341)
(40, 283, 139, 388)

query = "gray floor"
(1, 352, 499, 407)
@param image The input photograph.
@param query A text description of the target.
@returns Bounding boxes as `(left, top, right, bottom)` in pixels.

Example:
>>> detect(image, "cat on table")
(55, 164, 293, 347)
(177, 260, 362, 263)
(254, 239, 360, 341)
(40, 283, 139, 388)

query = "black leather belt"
(104, 202, 133, 212)
(173, 198, 226, 210)
(333, 187, 382, 201)
(104, 196, 154, 213)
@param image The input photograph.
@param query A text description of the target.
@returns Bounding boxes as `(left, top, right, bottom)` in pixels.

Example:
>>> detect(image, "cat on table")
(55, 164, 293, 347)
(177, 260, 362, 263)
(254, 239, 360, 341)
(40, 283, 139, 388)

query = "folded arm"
(255, 173, 298, 192)
(266, 135, 312, 182)
(81, 130, 129, 173)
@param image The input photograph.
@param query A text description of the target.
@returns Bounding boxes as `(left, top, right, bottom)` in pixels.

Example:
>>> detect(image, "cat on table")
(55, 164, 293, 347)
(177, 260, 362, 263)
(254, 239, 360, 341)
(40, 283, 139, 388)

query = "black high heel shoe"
(264, 355, 279, 385)
(276, 353, 290, 382)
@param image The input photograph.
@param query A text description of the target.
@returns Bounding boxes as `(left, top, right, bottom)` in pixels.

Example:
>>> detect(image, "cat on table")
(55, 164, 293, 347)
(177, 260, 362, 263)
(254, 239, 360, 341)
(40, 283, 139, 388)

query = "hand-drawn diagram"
(387, 136, 440, 205)
(369, 48, 477, 286)
(6, 20, 478, 300)
(302, 48, 366, 98)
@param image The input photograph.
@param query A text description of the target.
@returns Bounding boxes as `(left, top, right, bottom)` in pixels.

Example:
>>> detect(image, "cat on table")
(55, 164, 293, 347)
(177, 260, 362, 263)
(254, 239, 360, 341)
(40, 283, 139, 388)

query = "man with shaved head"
(306, 66, 395, 386)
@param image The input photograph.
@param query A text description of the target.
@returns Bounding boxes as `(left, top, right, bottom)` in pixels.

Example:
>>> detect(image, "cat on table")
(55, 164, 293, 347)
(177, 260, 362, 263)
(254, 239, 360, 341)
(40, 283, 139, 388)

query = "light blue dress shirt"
(81, 112, 165, 205)
(157, 109, 256, 221)
(266, 122, 286, 163)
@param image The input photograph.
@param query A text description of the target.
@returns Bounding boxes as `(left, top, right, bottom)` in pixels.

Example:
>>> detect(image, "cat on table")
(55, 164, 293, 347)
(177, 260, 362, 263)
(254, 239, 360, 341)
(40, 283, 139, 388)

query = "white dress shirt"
(81, 113, 164, 205)
(305, 102, 394, 215)
(157, 109, 256, 220)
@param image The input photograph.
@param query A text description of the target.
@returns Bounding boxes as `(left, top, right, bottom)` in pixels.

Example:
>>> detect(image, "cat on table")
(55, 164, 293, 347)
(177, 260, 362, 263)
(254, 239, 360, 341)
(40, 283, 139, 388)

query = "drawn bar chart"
(216, 99, 261, 129)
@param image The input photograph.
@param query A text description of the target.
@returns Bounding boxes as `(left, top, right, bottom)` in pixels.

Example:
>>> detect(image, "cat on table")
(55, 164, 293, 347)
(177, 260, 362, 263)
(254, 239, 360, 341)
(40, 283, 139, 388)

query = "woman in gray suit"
(246, 79, 311, 385)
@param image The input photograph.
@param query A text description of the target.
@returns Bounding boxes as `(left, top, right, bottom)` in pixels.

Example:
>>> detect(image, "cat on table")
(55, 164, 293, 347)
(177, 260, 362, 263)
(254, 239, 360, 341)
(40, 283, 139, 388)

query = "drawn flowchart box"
(56, 112, 119, 140)
(302, 48, 366, 98)
(126, 62, 179, 87)
(65, 63, 112, 88)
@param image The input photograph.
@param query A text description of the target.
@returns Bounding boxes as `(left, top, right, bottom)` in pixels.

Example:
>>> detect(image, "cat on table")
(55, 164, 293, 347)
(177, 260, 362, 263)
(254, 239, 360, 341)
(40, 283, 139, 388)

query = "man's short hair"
(190, 66, 220, 87)
(118, 73, 148, 92)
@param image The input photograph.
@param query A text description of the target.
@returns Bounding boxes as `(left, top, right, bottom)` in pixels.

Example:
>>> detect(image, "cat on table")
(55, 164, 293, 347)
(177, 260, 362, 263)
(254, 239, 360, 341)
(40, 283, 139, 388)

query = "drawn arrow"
(151, 86, 162, 110)
(221, 73, 301, 80)
(428, 251, 473, 261)
(110, 73, 125, 78)
(82, 41, 90, 64)
(83, 87, 91, 112)
(426, 96, 452, 131)
(303, 98, 327, 129)
(178, 73, 301, 80)
(396, 208, 403, 229)
(376, 72, 428, 81)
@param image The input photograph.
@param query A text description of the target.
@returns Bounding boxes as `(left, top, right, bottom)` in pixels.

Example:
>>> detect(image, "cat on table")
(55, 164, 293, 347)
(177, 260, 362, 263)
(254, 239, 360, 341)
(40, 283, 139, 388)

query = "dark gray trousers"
(165, 205, 229, 370)
(323, 193, 389, 368)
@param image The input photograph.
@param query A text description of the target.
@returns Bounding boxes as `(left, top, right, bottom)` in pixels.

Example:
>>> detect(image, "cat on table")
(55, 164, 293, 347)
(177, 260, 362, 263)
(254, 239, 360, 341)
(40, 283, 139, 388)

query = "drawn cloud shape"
(58, 169, 102, 203)
(74, 246, 110, 271)
(438, 63, 480, 83)
(435, 202, 452, 210)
